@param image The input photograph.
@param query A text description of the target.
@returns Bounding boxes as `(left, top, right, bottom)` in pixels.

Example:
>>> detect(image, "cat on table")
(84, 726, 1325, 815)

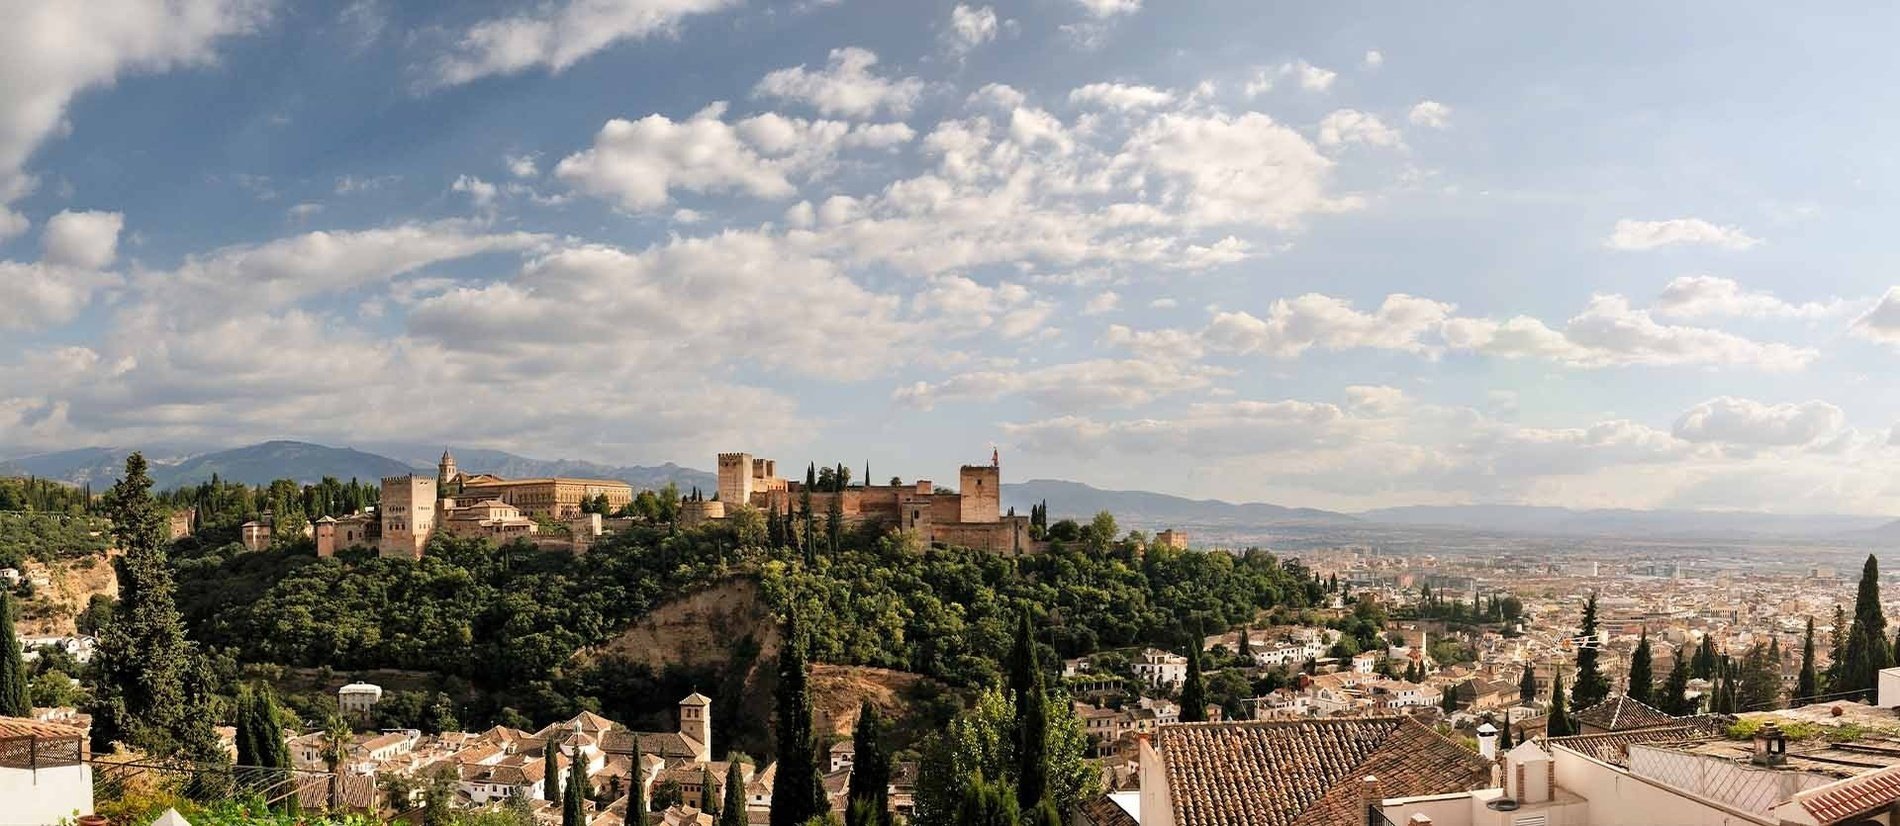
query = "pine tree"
(1546, 674, 1571, 737)
(1627, 628, 1654, 707)
(1571, 593, 1611, 711)
(1179, 630, 1208, 723)
(545, 734, 562, 802)
(846, 703, 892, 826)
(1519, 665, 1537, 704)
(89, 453, 219, 760)
(0, 590, 30, 717)
(720, 755, 749, 826)
(1662, 649, 1692, 715)
(1841, 554, 1893, 700)
(1795, 617, 1818, 707)
(771, 606, 825, 826)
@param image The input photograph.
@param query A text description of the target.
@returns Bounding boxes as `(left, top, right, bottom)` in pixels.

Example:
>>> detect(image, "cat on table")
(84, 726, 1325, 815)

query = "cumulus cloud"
(0, 211, 127, 330)
(1363, 50, 1384, 69)
(1850, 287, 1900, 345)
(1654, 275, 1841, 319)
(0, 0, 264, 236)
(553, 104, 913, 211)
(1317, 109, 1401, 148)
(1072, 0, 1141, 17)
(1082, 291, 1120, 315)
(1672, 397, 1844, 447)
(428, 0, 738, 86)
(753, 47, 924, 119)
(1606, 218, 1761, 251)
(1069, 83, 1174, 111)
(895, 357, 1225, 411)
(1124, 111, 1354, 228)
(1202, 294, 1454, 358)
(1408, 100, 1451, 128)
(948, 4, 999, 52)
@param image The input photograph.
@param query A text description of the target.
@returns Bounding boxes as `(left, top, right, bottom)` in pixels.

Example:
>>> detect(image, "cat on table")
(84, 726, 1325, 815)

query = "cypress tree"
(1795, 617, 1818, 707)
(1016, 667, 1050, 814)
(563, 747, 586, 826)
(1662, 648, 1692, 715)
(1627, 628, 1654, 707)
(1179, 630, 1208, 723)
(1007, 610, 1037, 706)
(1496, 717, 1513, 750)
(1237, 625, 1252, 659)
(846, 703, 891, 826)
(1519, 665, 1537, 704)
(1571, 593, 1611, 711)
(955, 773, 1020, 826)
(771, 607, 824, 826)
(720, 755, 748, 826)
(234, 685, 263, 767)
(544, 734, 562, 802)
(0, 590, 31, 717)
(1826, 604, 1848, 689)
(90, 453, 219, 760)
(703, 765, 719, 818)
(1546, 673, 1571, 737)
(1842, 554, 1892, 700)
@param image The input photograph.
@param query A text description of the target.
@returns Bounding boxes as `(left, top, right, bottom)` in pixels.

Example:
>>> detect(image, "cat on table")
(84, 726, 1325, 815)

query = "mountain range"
(4, 440, 1898, 542)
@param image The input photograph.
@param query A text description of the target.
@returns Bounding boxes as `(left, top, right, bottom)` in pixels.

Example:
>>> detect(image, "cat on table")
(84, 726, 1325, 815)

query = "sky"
(5, 0, 1900, 514)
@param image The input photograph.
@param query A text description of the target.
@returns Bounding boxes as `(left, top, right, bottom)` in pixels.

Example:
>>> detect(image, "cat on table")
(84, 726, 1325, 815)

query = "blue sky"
(6, 0, 1900, 513)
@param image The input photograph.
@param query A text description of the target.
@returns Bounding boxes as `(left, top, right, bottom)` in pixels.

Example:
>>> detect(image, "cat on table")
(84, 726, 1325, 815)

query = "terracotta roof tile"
(1572, 696, 1677, 731)
(1156, 716, 1490, 826)
(1075, 795, 1139, 826)
(1797, 763, 1900, 822)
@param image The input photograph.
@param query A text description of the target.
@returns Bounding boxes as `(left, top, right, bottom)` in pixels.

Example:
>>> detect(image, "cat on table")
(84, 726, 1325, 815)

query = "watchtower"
(717, 452, 755, 505)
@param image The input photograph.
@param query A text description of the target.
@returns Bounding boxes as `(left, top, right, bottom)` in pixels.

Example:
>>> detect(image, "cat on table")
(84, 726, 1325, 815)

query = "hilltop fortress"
(705, 450, 1036, 554)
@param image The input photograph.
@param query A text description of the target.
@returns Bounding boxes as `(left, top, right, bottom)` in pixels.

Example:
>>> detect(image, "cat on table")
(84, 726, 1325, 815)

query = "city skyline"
(6, 1, 1900, 513)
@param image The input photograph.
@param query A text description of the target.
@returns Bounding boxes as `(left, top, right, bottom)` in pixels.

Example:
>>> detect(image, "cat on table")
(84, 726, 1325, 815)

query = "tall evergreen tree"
(0, 590, 30, 717)
(1692, 634, 1718, 680)
(1178, 631, 1208, 723)
(89, 453, 219, 760)
(1496, 716, 1513, 750)
(563, 747, 587, 826)
(720, 755, 749, 826)
(846, 702, 892, 826)
(544, 734, 562, 803)
(1662, 648, 1692, 715)
(1841, 554, 1893, 700)
(1237, 625, 1252, 659)
(1826, 604, 1848, 689)
(704, 765, 719, 818)
(954, 773, 1020, 826)
(771, 607, 825, 826)
(1571, 593, 1611, 711)
(1795, 617, 1818, 707)
(1008, 610, 1037, 706)
(1015, 667, 1050, 813)
(1519, 665, 1537, 704)
(1626, 628, 1654, 706)
(1546, 673, 1571, 737)
(1737, 643, 1782, 711)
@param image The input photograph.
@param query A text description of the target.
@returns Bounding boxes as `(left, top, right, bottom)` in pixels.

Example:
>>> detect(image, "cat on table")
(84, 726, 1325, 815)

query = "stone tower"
(679, 692, 713, 763)
(378, 475, 437, 560)
(959, 461, 1001, 523)
(717, 452, 755, 506)
(314, 515, 338, 558)
(437, 449, 458, 489)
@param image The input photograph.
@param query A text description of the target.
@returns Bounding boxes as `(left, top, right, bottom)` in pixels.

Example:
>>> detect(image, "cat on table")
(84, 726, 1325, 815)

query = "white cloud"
(948, 5, 999, 52)
(895, 357, 1222, 411)
(1672, 397, 1844, 447)
(1083, 291, 1120, 315)
(1202, 293, 1454, 358)
(1344, 385, 1405, 415)
(1069, 83, 1174, 111)
(1124, 111, 1354, 228)
(286, 203, 325, 222)
(1317, 109, 1401, 148)
(505, 154, 539, 178)
(1242, 68, 1274, 98)
(911, 275, 1053, 340)
(553, 104, 913, 211)
(753, 47, 924, 119)
(451, 174, 499, 209)
(1363, 50, 1384, 69)
(1072, 0, 1141, 18)
(428, 0, 738, 86)
(1408, 100, 1451, 129)
(0, 211, 126, 330)
(0, 0, 265, 235)
(1606, 218, 1761, 251)
(334, 174, 399, 194)
(1288, 60, 1336, 92)
(41, 210, 125, 270)
(1849, 287, 1900, 345)
(1654, 275, 1842, 319)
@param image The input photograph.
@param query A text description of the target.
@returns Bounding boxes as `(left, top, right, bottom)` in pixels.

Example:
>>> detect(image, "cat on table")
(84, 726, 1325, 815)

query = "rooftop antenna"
(990, 442, 999, 468)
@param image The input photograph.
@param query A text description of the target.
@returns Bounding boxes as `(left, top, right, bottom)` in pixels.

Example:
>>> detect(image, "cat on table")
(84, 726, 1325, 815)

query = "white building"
(1134, 648, 1189, 688)
(338, 682, 383, 715)
(0, 717, 94, 824)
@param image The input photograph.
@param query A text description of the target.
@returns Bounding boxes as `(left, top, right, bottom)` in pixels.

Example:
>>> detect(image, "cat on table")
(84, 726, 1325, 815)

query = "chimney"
(1476, 721, 1499, 760)
(1359, 775, 1385, 808)
(1752, 722, 1787, 766)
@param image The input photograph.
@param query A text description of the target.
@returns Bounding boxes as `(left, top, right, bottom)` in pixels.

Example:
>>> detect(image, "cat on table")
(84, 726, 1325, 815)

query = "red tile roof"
(1796, 763, 1900, 823)
(1572, 696, 1678, 732)
(1155, 716, 1491, 826)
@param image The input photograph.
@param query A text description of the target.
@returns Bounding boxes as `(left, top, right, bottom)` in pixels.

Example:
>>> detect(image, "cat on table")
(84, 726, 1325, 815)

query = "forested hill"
(1003, 478, 1355, 529)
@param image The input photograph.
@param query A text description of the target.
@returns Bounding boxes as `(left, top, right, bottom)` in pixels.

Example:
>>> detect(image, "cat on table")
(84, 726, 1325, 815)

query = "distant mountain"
(148, 441, 418, 488)
(1359, 504, 1893, 539)
(1002, 479, 1355, 530)
(371, 444, 716, 493)
(0, 446, 141, 485)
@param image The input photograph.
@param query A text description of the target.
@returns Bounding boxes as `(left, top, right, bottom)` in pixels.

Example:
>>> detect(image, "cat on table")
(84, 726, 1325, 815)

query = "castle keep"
(713, 450, 1034, 553)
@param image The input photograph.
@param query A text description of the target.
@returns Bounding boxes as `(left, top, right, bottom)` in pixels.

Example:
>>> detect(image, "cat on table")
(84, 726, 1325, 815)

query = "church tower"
(437, 449, 459, 489)
(679, 692, 713, 763)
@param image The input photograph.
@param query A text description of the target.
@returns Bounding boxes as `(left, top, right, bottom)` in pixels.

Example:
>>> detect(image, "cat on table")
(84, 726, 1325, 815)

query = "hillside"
(372, 443, 715, 491)
(149, 440, 416, 488)
(1003, 478, 1354, 530)
(1360, 504, 1894, 538)
(0, 447, 142, 485)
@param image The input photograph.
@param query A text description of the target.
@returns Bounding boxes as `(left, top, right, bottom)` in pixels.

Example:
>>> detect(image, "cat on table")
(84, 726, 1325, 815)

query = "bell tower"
(438, 449, 459, 489)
